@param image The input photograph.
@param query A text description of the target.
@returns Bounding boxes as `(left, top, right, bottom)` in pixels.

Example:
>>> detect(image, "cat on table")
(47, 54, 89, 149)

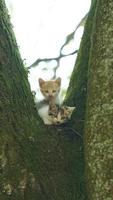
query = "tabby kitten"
(37, 103, 75, 125)
(52, 106, 75, 125)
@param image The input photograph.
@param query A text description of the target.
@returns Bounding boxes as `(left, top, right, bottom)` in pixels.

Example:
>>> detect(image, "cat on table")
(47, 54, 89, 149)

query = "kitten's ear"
(68, 107, 76, 118)
(69, 107, 76, 113)
(56, 77, 61, 86)
(38, 78, 45, 87)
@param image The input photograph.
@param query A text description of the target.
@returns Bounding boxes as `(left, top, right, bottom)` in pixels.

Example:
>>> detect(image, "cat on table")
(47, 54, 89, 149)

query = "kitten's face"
(52, 106, 75, 124)
(39, 78, 61, 99)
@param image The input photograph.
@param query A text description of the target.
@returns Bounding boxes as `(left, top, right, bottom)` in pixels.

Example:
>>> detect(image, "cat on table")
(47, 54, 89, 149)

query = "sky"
(6, 0, 91, 99)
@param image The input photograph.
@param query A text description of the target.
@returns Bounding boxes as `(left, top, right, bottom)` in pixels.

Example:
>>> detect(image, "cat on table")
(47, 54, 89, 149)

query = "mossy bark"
(0, 0, 89, 199)
(64, 0, 97, 128)
(64, 1, 97, 199)
(0, 0, 42, 199)
(0, 0, 112, 200)
(85, 0, 113, 199)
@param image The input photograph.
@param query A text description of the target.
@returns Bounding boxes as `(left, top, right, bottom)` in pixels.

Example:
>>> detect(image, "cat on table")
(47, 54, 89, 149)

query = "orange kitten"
(38, 78, 61, 102)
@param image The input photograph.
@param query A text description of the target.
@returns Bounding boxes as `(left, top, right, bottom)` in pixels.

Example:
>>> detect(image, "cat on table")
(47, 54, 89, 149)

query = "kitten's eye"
(53, 90, 56, 93)
(61, 117, 65, 120)
(45, 90, 48, 93)
(49, 113, 52, 116)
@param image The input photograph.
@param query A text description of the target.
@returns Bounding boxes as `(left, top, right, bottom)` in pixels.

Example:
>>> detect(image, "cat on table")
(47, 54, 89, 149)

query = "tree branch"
(28, 49, 78, 69)
(28, 13, 88, 70)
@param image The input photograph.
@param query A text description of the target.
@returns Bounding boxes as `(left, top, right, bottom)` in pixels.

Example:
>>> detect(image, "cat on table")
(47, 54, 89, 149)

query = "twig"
(28, 49, 78, 69)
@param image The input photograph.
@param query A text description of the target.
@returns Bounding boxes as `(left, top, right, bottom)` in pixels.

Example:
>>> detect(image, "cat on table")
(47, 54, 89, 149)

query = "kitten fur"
(48, 97, 59, 117)
(37, 103, 75, 125)
(38, 77, 61, 104)
(35, 98, 58, 125)
(38, 78, 61, 123)
(36, 78, 75, 125)
(37, 100, 53, 125)
(52, 106, 75, 125)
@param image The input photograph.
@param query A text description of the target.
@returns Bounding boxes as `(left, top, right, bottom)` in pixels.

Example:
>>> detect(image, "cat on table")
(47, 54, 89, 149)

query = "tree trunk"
(64, 1, 97, 198)
(2, 0, 112, 199)
(0, 0, 42, 199)
(85, 0, 113, 199)
(0, 1, 88, 199)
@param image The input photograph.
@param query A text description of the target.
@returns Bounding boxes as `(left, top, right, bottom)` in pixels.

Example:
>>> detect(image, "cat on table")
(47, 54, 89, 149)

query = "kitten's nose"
(49, 90, 53, 97)
(49, 94, 53, 97)
(57, 121, 60, 124)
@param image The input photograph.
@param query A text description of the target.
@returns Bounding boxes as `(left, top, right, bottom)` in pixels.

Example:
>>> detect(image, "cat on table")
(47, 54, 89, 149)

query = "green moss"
(2, 0, 112, 199)
(85, 0, 113, 199)
(63, 1, 97, 199)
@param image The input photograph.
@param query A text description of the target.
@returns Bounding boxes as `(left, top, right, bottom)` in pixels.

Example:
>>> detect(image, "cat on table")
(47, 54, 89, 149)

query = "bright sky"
(6, 0, 91, 99)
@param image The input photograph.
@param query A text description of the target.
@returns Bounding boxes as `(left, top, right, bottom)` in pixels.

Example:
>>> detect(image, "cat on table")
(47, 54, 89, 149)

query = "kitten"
(48, 97, 59, 117)
(37, 103, 75, 125)
(38, 78, 61, 104)
(36, 78, 75, 125)
(36, 97, 59, 125)
(38, 77, 61, 117)
(52, 106, 75, 125)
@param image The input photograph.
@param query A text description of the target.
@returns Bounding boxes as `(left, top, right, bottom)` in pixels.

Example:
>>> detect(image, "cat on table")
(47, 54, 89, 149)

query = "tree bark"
(0, 0, 42, 199)
(85, 0, 113, 199)
(0, 1, 88, 199)
(2, 0, 112, 199)
(64, 1, 97, 198)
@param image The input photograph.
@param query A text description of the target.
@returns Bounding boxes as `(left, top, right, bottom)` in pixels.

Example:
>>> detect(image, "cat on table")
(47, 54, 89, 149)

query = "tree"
(85, 0, 113, 199)
(0, 0, 112, 200)
(0, 0, 89, 199)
